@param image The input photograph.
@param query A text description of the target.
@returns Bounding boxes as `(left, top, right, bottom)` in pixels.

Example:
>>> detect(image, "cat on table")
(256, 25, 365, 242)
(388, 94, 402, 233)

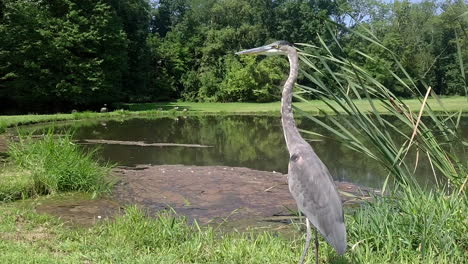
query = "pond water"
(52, 115, 466, 189)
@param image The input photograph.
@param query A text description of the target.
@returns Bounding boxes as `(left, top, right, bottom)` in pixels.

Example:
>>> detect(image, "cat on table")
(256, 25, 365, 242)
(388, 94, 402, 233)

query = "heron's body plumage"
(287, 145, 347, 254)
(236, 41, 347, 263)
(281, 44, 346, 255)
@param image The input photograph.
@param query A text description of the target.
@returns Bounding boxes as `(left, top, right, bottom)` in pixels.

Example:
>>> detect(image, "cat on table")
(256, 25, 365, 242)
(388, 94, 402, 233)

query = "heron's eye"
(274, 45, 279, 49)
(290, 153, 300, 162)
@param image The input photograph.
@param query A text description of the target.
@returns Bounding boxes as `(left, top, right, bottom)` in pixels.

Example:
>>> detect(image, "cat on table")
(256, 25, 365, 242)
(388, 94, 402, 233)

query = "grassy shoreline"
(0, 190, 465, 263)
(0, 100, 466, 263)
(1, 96, 467, 133)
(1, 132, 113, 201)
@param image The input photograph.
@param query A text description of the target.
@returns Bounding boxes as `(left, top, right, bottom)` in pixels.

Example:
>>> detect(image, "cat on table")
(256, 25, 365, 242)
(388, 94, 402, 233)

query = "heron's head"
(235, 41, 293, 56)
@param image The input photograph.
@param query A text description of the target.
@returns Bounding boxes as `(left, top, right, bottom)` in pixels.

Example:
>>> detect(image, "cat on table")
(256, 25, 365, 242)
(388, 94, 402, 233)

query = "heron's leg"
(314, 227, 319, 264)
(298, 218, 312, 264)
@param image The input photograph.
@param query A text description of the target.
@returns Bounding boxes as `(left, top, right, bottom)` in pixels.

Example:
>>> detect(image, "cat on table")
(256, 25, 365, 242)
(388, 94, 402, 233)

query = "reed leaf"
(294, 25, 467, 191)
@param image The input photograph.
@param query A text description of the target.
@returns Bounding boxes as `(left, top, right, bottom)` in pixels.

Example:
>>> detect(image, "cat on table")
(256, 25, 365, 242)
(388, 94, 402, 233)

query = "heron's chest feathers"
(287, 152, 335, 210)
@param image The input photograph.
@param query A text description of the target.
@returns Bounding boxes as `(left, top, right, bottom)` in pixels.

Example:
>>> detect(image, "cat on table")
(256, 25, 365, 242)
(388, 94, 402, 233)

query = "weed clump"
(0, 130, 112, 201)
(347, 190, 467, 263)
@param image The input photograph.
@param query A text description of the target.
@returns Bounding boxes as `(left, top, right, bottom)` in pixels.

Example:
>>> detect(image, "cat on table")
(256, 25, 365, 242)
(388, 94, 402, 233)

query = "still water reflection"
(57, 115, 466, 189)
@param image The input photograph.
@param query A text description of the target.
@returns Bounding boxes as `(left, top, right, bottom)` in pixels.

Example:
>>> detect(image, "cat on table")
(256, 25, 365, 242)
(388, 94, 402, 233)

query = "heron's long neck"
(281, 48, 302, 151)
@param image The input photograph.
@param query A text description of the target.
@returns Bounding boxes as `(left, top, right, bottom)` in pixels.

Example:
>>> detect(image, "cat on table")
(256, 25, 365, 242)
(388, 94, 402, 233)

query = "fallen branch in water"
(80, 139, 213, 148)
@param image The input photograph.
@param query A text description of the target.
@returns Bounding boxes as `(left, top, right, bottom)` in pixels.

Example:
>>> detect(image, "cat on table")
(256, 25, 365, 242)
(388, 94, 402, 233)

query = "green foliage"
(2, 130, 112, 200)
(0, 0, 128, 112)
(0, 0, 467, 112)
(297, 25, 467, 189)
(344, 0, 468, 96)
(110, 0, 151, 100)
(99, 206, 193, 252)
(142, 0, 340, 103)
(147, 34, 179, 101)
(220, 56, 286, 102)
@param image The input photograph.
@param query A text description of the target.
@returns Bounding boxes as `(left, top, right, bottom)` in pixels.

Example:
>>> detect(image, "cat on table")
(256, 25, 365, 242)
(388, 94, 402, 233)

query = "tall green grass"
(0, 129, 113, 201)
(347, 191, 467, 263)
(0, 167, 35, 201)
(292, 22, 467, 263)
(295, 28, 467, 191)
(0, 200, 465, 263)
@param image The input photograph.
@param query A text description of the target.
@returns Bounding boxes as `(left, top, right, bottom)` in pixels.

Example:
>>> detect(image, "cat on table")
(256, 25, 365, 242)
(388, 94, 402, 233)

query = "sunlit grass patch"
(1, 130, 113, 201)
(0, 204, 65, 263)
(125, 97, 468, 114)
(347, 190, 467, 263)
(0, 205, 306, 263)
(0, 166, 34, 201)
(0, 195, 466, 263)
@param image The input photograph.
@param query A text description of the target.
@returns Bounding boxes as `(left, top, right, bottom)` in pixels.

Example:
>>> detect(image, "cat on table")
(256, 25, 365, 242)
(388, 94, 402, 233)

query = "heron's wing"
(288, 145, 347, 255)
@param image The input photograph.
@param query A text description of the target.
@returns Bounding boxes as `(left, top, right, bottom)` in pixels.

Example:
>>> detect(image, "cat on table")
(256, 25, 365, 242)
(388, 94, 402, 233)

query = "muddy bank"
(35, 196, 122, 227)
(0, 135, 8, 162)
(0, 134, 7, 153)
(32, 165, 376, 227)
(112, 165, 376, 224)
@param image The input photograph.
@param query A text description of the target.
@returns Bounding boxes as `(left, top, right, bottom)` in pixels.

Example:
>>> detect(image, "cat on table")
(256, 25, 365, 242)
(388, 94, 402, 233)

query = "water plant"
(292, 21, 467, 263)
(296, 24, 467, 191)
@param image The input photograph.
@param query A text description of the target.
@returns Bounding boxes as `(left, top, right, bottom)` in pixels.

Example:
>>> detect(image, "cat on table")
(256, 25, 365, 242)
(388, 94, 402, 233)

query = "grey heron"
(236, 41, 346, 264)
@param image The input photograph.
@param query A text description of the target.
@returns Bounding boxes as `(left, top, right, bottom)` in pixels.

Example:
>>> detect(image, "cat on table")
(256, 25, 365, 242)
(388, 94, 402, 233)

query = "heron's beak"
(235, 46, 271, 55)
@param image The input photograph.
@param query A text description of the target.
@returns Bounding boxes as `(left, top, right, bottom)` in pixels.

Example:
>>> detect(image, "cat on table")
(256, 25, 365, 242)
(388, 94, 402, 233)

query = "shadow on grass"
(329, 255, 351, 264)
(0, 152, 8, 160)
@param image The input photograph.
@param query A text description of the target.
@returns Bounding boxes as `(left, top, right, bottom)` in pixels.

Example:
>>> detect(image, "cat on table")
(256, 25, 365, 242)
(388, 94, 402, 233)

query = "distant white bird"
(100, 104, 108, 113)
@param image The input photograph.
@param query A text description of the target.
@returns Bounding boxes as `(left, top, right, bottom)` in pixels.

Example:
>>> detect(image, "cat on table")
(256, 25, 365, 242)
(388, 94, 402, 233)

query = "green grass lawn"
(1, 96, 467, 132)
(128, 96, 468, 114)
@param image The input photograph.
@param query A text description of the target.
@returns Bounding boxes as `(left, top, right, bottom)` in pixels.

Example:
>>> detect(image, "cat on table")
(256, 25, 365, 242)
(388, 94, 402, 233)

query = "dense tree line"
(345, 0, 468, 97)
(0, 0, 466, 113)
